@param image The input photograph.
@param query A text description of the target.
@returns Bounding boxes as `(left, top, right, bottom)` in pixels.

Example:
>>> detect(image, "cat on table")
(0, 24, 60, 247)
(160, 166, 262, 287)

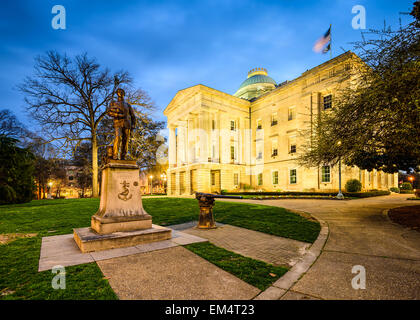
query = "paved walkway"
(97, 246, 260, 300)
(220, 194, 420, 300)
(184, 224, 310, 268)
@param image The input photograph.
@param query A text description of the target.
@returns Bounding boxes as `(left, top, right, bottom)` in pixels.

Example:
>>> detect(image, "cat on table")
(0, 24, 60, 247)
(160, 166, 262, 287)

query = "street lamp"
(160, 174, 165, 193)
(149, 175, 153, 195)
(408, 176, 414, 187)
(337, 141, 344, 200)
(47, 181, 53, 199)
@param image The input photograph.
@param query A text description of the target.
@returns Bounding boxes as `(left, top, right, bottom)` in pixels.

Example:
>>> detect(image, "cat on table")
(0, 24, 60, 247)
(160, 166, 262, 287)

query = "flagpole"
(330, 24, 332, 60)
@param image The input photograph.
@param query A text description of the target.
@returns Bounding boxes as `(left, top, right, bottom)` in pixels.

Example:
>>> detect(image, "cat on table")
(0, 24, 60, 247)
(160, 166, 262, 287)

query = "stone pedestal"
(92, 160, 151, 234)
(197, 195, 217, 229)
(74, 160, 171, 252)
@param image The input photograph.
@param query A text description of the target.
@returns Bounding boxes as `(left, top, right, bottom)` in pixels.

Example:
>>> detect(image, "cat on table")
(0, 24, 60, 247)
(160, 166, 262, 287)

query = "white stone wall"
(164, 54, 397, 195)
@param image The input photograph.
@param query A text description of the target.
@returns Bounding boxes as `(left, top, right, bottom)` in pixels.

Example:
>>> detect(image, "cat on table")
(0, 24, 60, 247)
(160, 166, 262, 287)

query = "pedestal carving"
(74, 160, 171, 252)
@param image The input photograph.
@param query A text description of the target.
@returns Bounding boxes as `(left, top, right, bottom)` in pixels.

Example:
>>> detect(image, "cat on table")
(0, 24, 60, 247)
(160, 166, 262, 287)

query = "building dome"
(234, 68, 277, 100)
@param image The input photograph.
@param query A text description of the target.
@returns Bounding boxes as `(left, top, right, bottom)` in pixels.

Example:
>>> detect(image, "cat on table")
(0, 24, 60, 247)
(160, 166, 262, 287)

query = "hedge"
(221, 190, 391, 198)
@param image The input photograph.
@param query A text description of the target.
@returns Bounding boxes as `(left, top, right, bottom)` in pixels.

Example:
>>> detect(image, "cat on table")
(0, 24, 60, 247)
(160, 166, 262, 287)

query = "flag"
(322, 43, 331, 54)
(313, 26, 331, 53)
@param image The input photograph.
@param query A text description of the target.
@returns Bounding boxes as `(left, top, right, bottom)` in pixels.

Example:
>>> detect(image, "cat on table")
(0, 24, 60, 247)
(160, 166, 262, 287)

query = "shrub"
(0, 184, 17, 205)
(346, 190, 390, 198)
(400, 182, 413, 190)
(390, 187, 400, 193)
(345, 179, 362, 192)
(222, 190, 390, 198)
(0, 136, 35, 204)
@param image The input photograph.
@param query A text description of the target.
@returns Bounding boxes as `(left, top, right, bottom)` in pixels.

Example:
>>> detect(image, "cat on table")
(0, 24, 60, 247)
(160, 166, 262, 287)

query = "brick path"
(183, 224, 310, 268)
(220, 194, 420, 299)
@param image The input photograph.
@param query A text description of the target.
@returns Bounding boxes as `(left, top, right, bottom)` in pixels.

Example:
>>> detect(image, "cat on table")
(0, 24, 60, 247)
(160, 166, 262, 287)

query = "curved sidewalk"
(221, 194, 420, 300)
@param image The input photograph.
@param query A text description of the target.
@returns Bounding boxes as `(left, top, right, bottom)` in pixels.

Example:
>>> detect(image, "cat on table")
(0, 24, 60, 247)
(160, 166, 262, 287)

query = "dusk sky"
(0, 0, 415, 133)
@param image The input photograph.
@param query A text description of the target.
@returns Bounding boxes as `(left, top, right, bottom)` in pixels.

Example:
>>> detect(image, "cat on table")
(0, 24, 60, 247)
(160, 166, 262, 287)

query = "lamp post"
(163, 174, 167, 194)
(149, 175, 153, 195)
(408, 176, 414, 187)
(47, 181, 53, 199)
(337, 141, 344, 200)
(160, 174, 164, 193)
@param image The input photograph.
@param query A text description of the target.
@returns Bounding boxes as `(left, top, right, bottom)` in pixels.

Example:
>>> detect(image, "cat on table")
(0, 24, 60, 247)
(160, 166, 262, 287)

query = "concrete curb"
(254, 213, 329, 300)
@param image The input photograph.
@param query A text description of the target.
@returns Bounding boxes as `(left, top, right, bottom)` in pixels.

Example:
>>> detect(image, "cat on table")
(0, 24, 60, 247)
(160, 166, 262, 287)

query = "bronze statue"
(107, 88, 136, 160)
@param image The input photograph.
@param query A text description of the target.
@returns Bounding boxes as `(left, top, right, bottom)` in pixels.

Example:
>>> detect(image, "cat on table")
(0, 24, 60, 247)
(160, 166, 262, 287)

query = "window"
(272, 139, 278, 157)
(234, 173, 239, 186)
(345, 63, 351, 71)
(230, 146, 235, 160)
(288, 135, 297, 154)
(272, 148, 278, 157)
(230, 120, 236, 131)
(257, 173, 263, 186)
(321, 166, 331, 183)
(212, 119, 216, 130)
(288, 107, 296, 121)
(211, 172, 216, 186)
(256, 119, 262, 130)
(272, 171, 278, 185)
(323, 95, 332, 110)
(271, 113, 278, 126)
(290, 169, 297, 184)
(68, 176, 74, 181)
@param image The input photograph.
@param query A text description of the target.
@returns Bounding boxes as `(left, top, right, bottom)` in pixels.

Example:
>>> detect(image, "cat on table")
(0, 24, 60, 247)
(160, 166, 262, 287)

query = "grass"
(0, 198, 117, 300)
(0, 197, 320, 299)
(237, 195, 355, 200)
(0, 237, 116, 299)
(185, 242, 288, 291)
(144, 198, 321, 243)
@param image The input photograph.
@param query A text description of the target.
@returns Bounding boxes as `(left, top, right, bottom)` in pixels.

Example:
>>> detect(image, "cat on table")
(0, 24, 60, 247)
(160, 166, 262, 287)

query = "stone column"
(168, 126, 176, 167)
(198, 112, 208, 163)
(177, 124, 186, 165)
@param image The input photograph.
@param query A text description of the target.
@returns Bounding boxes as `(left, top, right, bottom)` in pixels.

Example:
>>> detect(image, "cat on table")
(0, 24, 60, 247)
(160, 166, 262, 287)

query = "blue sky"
(0, 0, 415, 131)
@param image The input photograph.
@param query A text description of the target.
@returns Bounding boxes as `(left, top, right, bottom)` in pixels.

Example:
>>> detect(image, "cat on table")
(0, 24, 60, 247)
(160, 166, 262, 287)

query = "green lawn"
(0, 197, 320, 299)
(185, 242, 288, 291)
(145, 198, 320, 243)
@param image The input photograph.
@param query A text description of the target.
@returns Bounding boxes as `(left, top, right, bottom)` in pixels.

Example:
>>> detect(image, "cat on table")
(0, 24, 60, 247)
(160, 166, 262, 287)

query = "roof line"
(252, 51, 355, 101)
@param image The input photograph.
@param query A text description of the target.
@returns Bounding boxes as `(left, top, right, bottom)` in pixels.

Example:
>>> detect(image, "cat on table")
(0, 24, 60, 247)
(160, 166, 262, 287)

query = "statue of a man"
(107, 88, 136, 160)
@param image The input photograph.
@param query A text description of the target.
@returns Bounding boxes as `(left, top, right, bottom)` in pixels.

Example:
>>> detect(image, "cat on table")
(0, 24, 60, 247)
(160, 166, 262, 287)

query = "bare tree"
(19, 51, 133, 197)
(299, 3, 420, 173)
(0, 109, 26, 138)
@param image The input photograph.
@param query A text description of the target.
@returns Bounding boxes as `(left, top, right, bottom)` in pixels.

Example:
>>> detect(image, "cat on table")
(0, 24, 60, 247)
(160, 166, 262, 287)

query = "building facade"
(164, 52, 398, 195)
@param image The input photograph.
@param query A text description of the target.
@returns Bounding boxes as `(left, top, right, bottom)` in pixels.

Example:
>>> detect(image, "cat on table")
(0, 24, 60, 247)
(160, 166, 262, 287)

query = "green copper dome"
(234, 68, 277, 100)
(238, 74, 277, 90)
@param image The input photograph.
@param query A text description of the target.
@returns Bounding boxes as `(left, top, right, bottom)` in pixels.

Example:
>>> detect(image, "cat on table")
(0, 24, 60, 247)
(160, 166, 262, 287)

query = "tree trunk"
(92, 134, 99, 197)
